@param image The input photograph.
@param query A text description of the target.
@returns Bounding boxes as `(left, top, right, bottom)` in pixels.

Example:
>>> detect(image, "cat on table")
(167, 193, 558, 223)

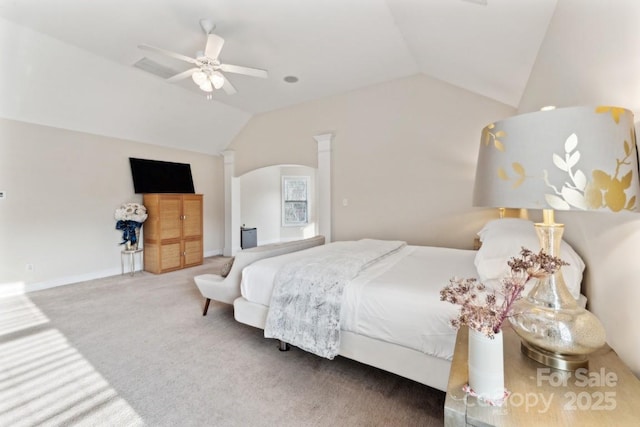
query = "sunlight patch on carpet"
(0, 295, 49, 336)
(0, 318, 143, 426)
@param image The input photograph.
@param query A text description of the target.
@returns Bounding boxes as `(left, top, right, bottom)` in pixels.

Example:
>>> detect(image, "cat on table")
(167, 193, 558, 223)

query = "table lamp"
(473, 105, 640, 370)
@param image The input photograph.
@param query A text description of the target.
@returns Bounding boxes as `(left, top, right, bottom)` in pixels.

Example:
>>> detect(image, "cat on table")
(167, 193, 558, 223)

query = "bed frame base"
(233, 297, 451, 392)
(279, 341, 290, 351)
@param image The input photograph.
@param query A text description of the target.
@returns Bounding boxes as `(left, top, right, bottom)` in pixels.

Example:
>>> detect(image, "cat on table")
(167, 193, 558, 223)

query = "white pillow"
(475, 218, 585, 300)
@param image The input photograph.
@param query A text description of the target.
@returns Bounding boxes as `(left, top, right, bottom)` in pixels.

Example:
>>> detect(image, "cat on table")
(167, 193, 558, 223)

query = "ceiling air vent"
(133, 57, 179, 79)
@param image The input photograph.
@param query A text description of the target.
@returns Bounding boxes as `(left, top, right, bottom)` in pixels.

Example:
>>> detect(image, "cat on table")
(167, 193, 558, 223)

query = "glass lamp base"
(509, 211, 606, 371)
(520, 341, 588, 371)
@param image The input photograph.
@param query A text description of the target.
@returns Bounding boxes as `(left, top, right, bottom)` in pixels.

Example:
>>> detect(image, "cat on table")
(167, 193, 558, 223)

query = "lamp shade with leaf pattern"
(473, 106, 640, 213)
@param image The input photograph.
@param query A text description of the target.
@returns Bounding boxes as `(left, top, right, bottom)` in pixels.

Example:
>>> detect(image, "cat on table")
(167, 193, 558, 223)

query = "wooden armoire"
(143, 193, 203, 273)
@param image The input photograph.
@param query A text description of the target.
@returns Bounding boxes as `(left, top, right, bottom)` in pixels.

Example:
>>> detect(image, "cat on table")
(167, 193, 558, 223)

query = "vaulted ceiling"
(1, 0, 639, 154)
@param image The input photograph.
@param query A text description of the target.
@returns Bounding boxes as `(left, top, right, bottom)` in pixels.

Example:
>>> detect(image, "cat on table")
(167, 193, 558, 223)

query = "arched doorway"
(222, 133, 333, 255)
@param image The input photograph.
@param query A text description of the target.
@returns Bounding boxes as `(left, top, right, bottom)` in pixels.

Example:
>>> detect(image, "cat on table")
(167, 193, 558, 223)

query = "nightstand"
(444, 325, 640, 426)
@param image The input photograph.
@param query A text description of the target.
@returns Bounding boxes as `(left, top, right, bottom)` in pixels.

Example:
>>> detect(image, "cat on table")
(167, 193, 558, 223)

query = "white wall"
(554, 182, 640, 378)
(240, 166, 281, 244)
(517, 0, 640, 115)
(0, 118, 224, 292)
(230, 74, 516, 248)
(240, 165, 316, 244)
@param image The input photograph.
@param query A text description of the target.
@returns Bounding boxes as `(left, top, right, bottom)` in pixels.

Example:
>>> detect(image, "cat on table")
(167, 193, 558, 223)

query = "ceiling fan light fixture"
(139, 19, 267, 96)
(192, 70, 207, 86)
(199, 80, 214, 92)
(210, 71, 225, 89)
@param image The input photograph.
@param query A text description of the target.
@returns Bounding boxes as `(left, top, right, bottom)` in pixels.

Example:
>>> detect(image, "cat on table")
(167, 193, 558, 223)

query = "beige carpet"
(0, 257, 445, 426)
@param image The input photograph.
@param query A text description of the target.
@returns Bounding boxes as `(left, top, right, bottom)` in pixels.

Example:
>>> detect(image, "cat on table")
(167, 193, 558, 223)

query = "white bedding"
(240, 244, 479, 361)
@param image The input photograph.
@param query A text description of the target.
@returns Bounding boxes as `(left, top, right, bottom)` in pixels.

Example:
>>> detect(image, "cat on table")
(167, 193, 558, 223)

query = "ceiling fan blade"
(222, 75, 237, 95)
(219, 63, 268, 78)
(138, 44, 197, 64)
(204, 34, 225, 59)
(167, 68, 200, 82)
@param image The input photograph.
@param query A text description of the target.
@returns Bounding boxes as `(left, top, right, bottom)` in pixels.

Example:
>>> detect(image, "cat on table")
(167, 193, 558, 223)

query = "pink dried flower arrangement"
(440, 248, 568, 338)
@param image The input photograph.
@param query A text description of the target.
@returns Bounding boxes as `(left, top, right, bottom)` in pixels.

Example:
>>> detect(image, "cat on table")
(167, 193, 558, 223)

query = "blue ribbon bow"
(116, 220, 142, 245)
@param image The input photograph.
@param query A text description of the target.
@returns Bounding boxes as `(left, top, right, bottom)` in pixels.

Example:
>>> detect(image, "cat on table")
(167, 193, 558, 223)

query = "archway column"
(314, 133, 333, 243)
(222, 150, 240, 256)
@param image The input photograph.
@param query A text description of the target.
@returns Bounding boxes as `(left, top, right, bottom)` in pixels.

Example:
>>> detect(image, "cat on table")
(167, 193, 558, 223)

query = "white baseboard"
(23, 247, 224, 294)
(204, 248, 223, 257)
(25, 267, 123, 293)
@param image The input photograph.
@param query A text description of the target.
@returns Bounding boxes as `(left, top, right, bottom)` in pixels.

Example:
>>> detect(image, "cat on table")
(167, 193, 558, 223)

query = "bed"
(225, 219, 587, 392)
(234, 241, 476, 391)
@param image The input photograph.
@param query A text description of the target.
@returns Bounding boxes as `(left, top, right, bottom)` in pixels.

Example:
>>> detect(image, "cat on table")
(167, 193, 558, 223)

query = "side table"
(121, 248, 144, 276)
(444, 325, 640, 426)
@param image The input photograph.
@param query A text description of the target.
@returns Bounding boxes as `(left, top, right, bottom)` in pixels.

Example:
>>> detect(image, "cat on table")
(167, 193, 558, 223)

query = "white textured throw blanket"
(264, 239, 406, 359)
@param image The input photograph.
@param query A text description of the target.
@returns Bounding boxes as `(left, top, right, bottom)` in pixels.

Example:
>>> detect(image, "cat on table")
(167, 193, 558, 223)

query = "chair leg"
(202, 298, 211, 316)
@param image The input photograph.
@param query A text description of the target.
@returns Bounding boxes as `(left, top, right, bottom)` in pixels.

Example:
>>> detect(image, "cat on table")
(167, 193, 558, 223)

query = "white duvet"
(240, 244, 479, 361)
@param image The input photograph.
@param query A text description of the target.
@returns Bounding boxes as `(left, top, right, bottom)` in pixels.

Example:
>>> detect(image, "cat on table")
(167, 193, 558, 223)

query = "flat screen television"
(129, 157, 195, 194)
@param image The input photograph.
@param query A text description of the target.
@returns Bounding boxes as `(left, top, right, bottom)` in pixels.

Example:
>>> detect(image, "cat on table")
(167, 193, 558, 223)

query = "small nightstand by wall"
(121, 248, 143, 276)
(444, 325, 640, 426)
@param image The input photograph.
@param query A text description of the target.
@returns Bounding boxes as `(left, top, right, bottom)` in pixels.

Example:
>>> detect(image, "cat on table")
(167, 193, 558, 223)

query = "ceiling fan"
(138, 19, 268, 95)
